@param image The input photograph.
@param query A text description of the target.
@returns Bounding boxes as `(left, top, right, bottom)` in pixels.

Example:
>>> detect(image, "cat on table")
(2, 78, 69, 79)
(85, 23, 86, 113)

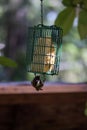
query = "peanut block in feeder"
(31, 37, 56, 73)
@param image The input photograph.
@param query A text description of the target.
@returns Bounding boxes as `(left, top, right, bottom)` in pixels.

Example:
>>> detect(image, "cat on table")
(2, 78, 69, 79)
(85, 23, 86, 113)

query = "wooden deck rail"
(0, 82, 87, 130)
(0, 82, 87, 93)
(0, 82, 87, 104)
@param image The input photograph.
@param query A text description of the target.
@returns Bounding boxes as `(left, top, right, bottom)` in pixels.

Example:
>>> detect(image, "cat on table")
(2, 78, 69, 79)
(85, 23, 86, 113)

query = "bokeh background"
(0, 0, 87, 83)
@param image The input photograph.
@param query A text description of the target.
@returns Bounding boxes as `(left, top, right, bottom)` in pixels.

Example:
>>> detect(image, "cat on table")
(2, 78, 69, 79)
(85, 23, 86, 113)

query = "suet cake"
(31, 37, 56, 73)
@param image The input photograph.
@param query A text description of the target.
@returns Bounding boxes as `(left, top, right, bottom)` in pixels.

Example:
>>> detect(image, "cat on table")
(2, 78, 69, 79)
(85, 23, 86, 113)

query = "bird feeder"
(26, 0, 63, 90)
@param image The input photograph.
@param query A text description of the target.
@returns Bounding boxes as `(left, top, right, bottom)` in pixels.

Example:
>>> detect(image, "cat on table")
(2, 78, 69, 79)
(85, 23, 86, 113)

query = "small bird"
(31, 76, 43, 90)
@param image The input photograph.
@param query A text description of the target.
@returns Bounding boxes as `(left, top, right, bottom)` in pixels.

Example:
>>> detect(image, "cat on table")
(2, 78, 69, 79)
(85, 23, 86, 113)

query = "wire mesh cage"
(26, 24, 63, 75)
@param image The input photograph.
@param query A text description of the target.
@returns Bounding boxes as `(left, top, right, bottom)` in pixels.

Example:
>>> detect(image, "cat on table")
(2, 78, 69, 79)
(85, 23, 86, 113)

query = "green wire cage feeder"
(26, 0, 63, 90)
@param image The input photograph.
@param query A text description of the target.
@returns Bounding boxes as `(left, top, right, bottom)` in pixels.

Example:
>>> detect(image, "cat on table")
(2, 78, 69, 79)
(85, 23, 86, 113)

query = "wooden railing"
(0, 82, 87, 130)
(0, 82, 87, 103)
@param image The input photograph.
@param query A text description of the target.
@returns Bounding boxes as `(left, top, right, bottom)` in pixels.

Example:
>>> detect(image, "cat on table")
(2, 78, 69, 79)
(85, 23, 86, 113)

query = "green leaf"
(73, 0, 82, 6)
(62, 0, 87, 9)
(0, 56, 18, 68)
(78, 10, 87, 39)
(84, 102, 87, 116)
(84, 0, 87, 9)
(55, 7, 75, 36)
(62, 0, 73, 7)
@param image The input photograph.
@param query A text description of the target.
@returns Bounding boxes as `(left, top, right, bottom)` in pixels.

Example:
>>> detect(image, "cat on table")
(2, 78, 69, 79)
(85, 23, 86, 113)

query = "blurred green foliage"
(55, 0, 87, 39)
(0, 56, 17, 67)
(55, 7, 75, 35)
(84, 102, 87, 116)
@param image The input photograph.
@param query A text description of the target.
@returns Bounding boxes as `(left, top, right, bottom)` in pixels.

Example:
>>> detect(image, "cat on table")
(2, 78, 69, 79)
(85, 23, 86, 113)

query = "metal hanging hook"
(40, 0, 43, 25)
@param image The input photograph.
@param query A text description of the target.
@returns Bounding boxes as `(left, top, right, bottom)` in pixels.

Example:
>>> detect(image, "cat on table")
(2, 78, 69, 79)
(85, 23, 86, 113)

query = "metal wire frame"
(26, 24, 63, 75)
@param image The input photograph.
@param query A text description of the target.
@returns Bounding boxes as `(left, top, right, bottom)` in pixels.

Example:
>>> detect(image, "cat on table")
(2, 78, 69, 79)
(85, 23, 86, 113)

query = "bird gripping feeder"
(26, 0, 63, 90)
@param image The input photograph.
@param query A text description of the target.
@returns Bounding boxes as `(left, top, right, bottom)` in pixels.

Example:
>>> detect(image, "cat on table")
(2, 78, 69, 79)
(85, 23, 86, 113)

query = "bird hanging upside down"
(31, 75, 43, 91)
